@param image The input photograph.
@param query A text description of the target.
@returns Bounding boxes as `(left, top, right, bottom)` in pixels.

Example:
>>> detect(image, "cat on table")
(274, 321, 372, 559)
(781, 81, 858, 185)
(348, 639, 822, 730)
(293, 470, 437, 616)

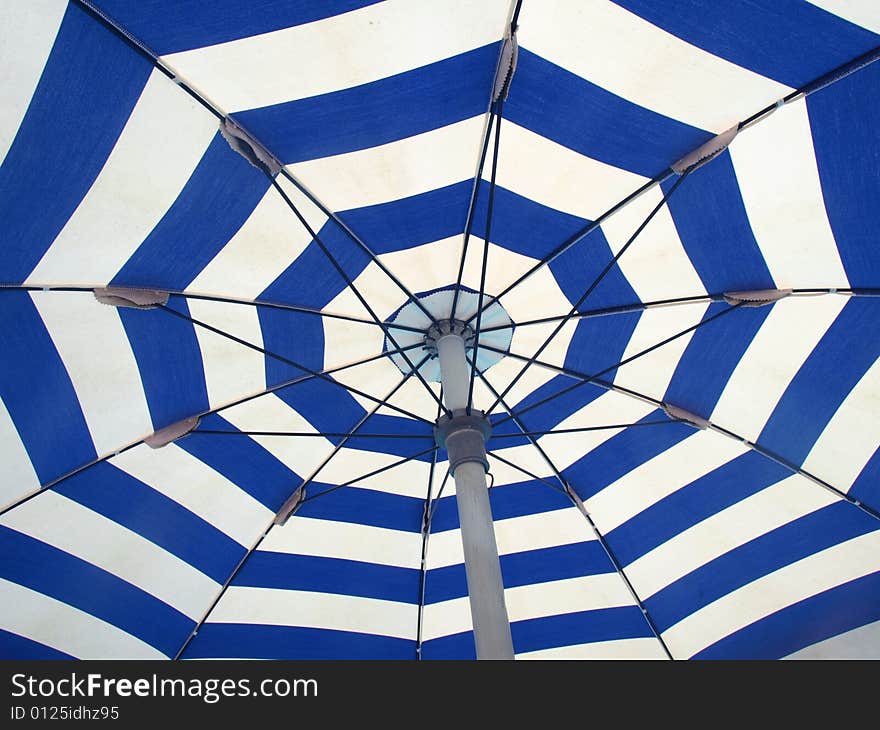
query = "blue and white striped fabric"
(1, 0, 879, 660)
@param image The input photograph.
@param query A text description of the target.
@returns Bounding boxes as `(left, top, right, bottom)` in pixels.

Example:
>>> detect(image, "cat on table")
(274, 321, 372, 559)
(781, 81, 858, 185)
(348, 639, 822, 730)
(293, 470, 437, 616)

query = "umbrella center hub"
(383, 286, 513, 382)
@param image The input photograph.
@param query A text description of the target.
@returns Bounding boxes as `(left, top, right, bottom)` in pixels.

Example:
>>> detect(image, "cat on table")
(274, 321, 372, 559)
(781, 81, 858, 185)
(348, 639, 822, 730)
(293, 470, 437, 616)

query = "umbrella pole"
(433, 325, 515, 660)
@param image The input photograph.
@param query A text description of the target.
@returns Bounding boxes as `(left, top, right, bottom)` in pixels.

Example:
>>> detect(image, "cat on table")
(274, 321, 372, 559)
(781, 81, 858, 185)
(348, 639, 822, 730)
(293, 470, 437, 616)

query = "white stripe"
(625, 474, 838, 599)
(538, 390, 658, 471)
(710, 295, 847, 442)
(26, 70, 218, 285)
(505, 573, 635, 622)
(600, 186, 708, 302)
(422, 573, 634, 640)
(802, 354, 880, 492)
(111, 443, 272, 547)
(188, 178, 327, 301)
(317, 445, 432, 499)
(731, 101, 848, 289)
(493, 121, 648, 221)
(162, 0, 509, 113)
(662, 530, 880, 658)
(518, 637, 667, 659)
(519, 0, 791, 133)
(0, 0, 67, 164)
(208, 586, 417, 640)
(612, 301, 710, 399)
(0, 492, 219, 621)
(587, 431, 748, 533)
(186, 298, 266, 408)
(428, 507, 595, 570)
(216, 394, 335, 480)
(261, 517, 422, 569)
(31, 291, 152, 455)
(0, 578, 165, 659)
(489, 319, 579, 411)
(421, 597, 471, 641)
(288, 117, 485, 211)
(0, 397, 40, 512)
(785, 619, 880, 659)
(807, 0, 880, 33)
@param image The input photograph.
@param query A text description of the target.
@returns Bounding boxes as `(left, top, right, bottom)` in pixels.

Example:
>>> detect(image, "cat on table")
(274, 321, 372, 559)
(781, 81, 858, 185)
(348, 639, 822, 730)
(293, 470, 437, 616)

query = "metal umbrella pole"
(429, 320, 514, 660)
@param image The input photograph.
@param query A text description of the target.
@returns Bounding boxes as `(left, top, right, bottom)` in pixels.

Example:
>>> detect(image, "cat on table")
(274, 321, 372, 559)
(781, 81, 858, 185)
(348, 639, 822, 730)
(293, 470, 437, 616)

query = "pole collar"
(435, 409, 492, 476)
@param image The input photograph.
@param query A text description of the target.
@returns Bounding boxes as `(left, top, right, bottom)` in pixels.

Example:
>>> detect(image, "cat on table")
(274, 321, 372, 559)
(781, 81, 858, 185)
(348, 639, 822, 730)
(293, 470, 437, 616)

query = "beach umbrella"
(1, 0, 879, 660)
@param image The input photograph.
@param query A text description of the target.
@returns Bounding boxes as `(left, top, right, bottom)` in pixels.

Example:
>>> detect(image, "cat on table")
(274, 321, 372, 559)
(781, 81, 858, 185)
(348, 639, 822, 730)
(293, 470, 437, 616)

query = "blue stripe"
(338, 180, 470, 255)
(235, 552, 420, 604)
(664, 303, 771, 417)
(420, 631, 476, 660)
(758, 298, 880, 464)
(111, 134, 270, 290)
(506, 49, 708, 178)
(53, 460, 245, 584)
(119, 298, 209, 431)
(0, 629, 74, 660)
(609, 451, 791, 567)
(296, 488, 424, 533)
(563, 312, 641, 384)
(512, 606, 654, 655)
(550, 227, 640, 311)
(93, 0, 382, 55)
(259, 220, 370, 310)
(0, 526, 192, 657)
(179, 413, 300, 512)
(851, 446, 880, 514)
(564, 415, 695, 502)
(693, 570, 880, 659)
(421, 606, 654, 658)
(646, 501, 878, 632)
(183, 623, 414, 659)
(808, 61, 880, 288)
(471, 181, 587, 261)
(0, 3, 152, 283)
(233, 43, 499, 161)
(663, 151, 774, 293)
(425, 542, 613, 603)
(0, 292, 95, 484)
(500, 376, 608, 434)
(429, 477, 574, 534)
(612, 0, 880, 89)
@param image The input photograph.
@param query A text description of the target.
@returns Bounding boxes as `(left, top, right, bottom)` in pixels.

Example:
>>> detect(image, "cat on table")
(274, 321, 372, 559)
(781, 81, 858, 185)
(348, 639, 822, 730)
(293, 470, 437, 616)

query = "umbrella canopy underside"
(1, 0, 879, 659)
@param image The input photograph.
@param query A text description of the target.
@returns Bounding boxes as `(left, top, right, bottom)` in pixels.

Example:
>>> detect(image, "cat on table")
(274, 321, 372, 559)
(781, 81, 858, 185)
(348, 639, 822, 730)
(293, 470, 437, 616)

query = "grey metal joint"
(434, 409, 492, 476)
(424, 319, 475, 356)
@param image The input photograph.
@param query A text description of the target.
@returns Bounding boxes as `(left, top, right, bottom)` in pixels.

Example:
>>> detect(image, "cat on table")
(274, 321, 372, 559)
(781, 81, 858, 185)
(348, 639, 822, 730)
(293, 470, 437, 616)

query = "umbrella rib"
(705, 423, 880, 522)
(485, 451, 567, 496)
(174, 359, 432, 660)
(285, 354, 432, 507)
(467, 100, 504, 412)
(278, 168, 438, 326)
(479, 288, 880, 334)
(300, 445, 440, 505)
(450, 111, 496, 322)
(0, 442, 142, 519)
(487, 302, 743, 427)
(0, 345, 429, 519)
(193, 430, 433, 439)
(73, 0, 437, 328)
(416, 398, 445, 660)
(267, 177, 450, 417)
(463, 45, 880, 327)
(488, 421, 681, 439)
(483, 170, 690, 417)
(0, 286, 428, 334)
(426, 469, 452, 527)
(157, 303, 433, 424)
